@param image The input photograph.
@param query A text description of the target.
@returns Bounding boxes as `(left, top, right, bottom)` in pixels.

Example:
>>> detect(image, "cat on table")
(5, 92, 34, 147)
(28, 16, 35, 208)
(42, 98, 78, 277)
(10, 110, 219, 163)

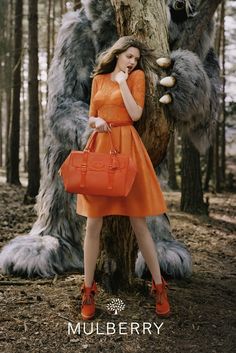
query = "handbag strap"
(85, 121, 133, 153)
(80, 132, 120, 190)
(85, 131, 118, 154)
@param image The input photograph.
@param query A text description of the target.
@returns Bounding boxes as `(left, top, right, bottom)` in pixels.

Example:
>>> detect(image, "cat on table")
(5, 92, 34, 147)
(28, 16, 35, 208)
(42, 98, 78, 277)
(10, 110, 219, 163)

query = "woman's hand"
(94, 117, 111, 133)
(114, 68, 128, 84)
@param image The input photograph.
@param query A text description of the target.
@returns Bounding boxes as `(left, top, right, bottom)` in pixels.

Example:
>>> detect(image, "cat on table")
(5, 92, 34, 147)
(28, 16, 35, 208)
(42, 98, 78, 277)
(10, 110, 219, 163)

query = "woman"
(77, 36, 171, 320)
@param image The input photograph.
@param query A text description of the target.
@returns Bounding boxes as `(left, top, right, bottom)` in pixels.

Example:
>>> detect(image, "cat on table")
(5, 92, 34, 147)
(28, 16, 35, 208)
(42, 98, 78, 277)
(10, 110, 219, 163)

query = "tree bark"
(0, 63, 2, 167)
(8, 0, 23, 185)
(21, 70, 27, 173)
(5, 0, 14, 180)
(167, 132, 179, 190)
(220, 0, 226, 186)
(51, 0, 56, 59)
(25, 0, 40, 201)
(214, 121, 221, 192)
(96, 0, 170, 292)
(47, 0, 52, 75)
(204, 146, 213, 192)
(181, 135, 208, 214)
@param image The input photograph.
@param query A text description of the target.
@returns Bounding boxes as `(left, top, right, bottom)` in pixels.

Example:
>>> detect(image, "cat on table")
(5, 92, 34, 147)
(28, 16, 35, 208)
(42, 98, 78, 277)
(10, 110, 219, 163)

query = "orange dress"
(76, 69, 168, 217)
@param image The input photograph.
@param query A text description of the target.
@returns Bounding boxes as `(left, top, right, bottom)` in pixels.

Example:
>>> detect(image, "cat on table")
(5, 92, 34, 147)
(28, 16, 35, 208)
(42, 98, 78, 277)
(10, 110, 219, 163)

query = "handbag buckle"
(81, 164, 87, 172)
(110, 149, 118, 155)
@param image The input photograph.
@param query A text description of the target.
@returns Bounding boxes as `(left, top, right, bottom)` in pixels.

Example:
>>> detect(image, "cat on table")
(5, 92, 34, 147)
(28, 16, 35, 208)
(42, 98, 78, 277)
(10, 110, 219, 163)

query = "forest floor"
(0, 182, 235, 353)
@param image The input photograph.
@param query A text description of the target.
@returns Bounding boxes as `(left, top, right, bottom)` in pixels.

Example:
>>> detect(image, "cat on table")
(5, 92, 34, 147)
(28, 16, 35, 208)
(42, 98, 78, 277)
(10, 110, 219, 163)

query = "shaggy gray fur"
(165, 0, 220, 153)
(0, 0, 220, 279)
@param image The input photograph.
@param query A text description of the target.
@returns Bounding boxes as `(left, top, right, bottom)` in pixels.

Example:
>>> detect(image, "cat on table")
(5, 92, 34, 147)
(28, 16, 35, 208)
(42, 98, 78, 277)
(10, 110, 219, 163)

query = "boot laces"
(152, 282, 167, 304)
(82, 292, 94, 305)
(81, 286, 96, 305)
(156, 291, 164, 305)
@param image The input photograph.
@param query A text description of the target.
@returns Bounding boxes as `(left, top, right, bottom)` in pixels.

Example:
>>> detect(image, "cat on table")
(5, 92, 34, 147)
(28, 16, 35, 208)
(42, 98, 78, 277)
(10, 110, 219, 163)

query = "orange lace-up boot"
(151, 276, 171, 317)
(81, 280, 98, 320)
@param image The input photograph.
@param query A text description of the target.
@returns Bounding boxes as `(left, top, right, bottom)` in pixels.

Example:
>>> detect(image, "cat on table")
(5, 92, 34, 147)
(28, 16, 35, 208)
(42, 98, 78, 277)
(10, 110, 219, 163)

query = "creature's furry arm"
(47, 9, 96, 150)
(158, 47, 220, 153)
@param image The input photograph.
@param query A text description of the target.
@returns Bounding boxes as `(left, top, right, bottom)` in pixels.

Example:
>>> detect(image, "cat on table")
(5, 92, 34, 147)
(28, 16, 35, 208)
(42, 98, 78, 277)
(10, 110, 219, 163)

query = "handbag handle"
(85, 131, 118, 154)
(80, 131, 120, 189)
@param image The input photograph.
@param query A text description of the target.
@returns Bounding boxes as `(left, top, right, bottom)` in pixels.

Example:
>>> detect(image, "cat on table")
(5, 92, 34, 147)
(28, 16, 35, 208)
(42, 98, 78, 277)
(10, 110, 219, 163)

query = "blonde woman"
(77, 36, 171, 320)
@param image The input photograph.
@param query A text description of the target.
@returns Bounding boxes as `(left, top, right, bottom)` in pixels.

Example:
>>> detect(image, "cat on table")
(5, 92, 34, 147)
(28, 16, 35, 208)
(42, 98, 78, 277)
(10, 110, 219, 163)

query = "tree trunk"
(96, 0, 170, 292)
(181, 135, 208, 214)
(214, 122, 221, 192)
(5, 0, 14, 181)
(47, 0, 52, 75)
(167, 132, 179, 190)
(60, 0, 64, 15)
(220, 0, 226, 187)
(204, 146, 213, 192)
(204, 1, 220, 192)
(51, 0, 56, 59)
(21, 65, 27, 173)
(0, 66, 2, 167)
(8, 0, 23, 185)
(46, 0, 52, 101)
(24, 0, 40, 202)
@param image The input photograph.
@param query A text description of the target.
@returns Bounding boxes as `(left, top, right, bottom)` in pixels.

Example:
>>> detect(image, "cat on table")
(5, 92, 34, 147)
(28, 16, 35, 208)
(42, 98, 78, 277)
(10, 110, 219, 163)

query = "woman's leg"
(129, 216, 162, 284)
(83, 217, 103, 287)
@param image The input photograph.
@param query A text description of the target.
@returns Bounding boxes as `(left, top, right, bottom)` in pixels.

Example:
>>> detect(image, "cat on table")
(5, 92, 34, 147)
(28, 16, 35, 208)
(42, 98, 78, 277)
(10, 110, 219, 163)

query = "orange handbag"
(59, 131, 137, 197)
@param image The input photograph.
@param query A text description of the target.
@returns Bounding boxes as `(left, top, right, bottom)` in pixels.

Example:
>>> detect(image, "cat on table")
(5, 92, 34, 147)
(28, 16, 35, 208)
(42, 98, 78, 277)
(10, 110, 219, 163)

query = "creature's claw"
(159, 94, 172, 104)
(156, 57, 172, 68)
(160, 76, 176, 88)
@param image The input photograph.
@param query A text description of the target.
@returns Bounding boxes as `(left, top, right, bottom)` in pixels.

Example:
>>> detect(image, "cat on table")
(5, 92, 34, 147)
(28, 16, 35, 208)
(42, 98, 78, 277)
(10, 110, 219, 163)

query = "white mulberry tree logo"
(106, 298, 126, 315)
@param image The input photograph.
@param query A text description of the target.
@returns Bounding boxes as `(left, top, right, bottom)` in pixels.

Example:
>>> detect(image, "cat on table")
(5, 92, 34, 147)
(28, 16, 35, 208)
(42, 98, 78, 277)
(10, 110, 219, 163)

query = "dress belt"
(106, 121, 133, 127)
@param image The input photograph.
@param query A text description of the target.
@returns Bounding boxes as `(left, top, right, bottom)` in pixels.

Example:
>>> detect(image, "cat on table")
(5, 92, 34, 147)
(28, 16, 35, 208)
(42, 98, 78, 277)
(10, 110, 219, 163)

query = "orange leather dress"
(76, 69, 168, 217)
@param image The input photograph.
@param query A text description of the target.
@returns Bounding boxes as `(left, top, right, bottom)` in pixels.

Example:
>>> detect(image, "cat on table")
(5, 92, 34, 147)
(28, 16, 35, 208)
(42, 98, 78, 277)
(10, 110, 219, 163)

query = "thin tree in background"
(204, 2, 225, 192)
(47, 0, 52, 75)
(0, 0, 12, 169)
(0, 0, 4, 167)
(5, 0, 14, 179)
(0, 0, 7, 167)
(220, 0, 226, 186)
(8, 0, 23, 185)
(60, 0, 64, 15)
(25, 0, 40, 201)
(21, 67, 27, 172)
(0, 82, 2, 167)
(212, 2, 224, 192)
(46, 0, 52, 100)
(51, 0, 56, 59)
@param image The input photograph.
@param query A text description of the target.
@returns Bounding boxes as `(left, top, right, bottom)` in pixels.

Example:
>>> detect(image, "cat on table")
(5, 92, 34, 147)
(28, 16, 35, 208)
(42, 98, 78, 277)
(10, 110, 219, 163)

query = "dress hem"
(76, 207, 168, 218)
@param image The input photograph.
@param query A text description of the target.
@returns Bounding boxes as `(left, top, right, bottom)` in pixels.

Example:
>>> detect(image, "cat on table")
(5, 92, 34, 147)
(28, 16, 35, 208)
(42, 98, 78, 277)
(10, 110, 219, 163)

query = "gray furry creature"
(0, 0, 220, 279)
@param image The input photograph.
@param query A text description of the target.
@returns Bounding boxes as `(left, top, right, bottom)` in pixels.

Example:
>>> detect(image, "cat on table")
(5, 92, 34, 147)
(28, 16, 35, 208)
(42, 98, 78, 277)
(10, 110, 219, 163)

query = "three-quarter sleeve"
(130, 70, 146, 109)
(89, 76, 98, 117)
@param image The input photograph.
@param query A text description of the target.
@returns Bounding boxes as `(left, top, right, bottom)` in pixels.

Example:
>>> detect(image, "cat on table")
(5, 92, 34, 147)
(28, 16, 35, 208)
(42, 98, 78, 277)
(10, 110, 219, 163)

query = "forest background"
(0, 0, 235, 201)
(0, 1, 235, 353)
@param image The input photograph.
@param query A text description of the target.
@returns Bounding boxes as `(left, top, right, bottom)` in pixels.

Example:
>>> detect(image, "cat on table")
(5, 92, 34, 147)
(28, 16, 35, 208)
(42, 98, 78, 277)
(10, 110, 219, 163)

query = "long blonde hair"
(91, 36, 158, 77)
